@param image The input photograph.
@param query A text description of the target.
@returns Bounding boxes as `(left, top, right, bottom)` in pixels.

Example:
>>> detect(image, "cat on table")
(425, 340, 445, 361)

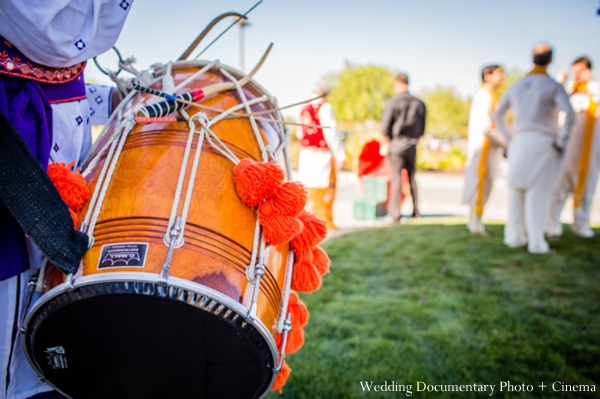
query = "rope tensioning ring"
(93, 46, 124, 76)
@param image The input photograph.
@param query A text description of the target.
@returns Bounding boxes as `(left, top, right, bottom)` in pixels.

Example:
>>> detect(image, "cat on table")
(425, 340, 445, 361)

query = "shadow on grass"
(268, 220, 600, 399)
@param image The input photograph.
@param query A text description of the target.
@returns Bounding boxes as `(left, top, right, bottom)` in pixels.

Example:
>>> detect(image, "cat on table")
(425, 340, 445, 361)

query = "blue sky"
(86, 0, 600, 116)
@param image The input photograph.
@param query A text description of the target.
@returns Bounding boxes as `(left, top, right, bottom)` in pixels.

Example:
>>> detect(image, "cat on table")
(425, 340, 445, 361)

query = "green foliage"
(416, 142, 467, 172)
(420, 86, 472, 139)
(268, 220, 600, 398)
(328, 62, 395, 122)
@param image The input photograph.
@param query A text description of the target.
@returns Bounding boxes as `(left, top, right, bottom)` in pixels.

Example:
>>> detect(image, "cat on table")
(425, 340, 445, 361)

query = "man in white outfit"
(493, 43, 575, 253)
(463, 65, 507, 235)
(0, 1, 132, 398)
(547, 56, 599, 238)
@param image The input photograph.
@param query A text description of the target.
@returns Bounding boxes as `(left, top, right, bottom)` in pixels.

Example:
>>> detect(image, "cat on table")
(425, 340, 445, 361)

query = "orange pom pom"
(271, 182, 307, 216)
(291, 211, 328, 252)
(312, 246, 330, 276)
(291, 250, 322, 293)
(47, 161, 90, 226)
(287, 291, 309, 328)
(47, 161, 89, 210)
(258, 200, 302, 245)
(276, 326, 304, 354)
(233, 158, 285, 207)
(271, 361, 292, 392)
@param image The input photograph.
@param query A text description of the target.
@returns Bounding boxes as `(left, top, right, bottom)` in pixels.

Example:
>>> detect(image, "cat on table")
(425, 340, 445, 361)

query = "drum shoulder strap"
(0, 110, 88, 275)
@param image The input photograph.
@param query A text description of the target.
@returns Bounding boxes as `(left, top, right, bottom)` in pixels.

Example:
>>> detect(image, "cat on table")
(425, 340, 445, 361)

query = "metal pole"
(238, 19, 250, 72)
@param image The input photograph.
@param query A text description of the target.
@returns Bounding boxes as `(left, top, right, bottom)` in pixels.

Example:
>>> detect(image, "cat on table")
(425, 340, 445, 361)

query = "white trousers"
(0, 247, 49, 399)
(546, 165, 599, 237)
(504, 158, 559, 253)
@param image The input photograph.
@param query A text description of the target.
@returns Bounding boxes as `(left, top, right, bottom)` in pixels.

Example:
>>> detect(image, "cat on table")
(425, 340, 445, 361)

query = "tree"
(419, 86, 471, 139)
(328, 61, 395, 122)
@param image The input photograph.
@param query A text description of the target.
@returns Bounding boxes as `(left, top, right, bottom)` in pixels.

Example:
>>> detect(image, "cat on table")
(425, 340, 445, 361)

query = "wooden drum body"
(22, 61, 291, 399)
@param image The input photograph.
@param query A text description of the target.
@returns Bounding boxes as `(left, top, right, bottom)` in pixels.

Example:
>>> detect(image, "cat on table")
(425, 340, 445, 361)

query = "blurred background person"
(380, 73, 426, 222)
(547, 56, 599, 238)
(463, 65, 507, 235)
(297, 80, 345, 230)
(494, 43, 575, 253)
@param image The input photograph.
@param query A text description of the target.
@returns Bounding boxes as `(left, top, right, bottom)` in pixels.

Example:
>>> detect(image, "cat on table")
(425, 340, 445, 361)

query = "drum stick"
(137, 89, 204, 118)
(132, 83, 177, 101)
(135, 117, 186, 124)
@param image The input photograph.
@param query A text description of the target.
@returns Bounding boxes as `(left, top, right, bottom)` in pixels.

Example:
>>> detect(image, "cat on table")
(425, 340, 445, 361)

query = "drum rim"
(22, 272, 278, 399)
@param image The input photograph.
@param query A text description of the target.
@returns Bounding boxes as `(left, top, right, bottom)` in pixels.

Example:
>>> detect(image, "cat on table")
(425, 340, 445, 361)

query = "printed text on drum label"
(98, 243, 148, 269)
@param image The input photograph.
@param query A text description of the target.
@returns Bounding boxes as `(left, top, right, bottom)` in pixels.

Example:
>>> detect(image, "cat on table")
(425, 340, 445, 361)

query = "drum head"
(23, 280, 275, 399)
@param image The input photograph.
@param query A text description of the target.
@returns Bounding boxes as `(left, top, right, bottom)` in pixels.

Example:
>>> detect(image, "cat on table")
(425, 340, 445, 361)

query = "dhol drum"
(21, 58, 294, 399)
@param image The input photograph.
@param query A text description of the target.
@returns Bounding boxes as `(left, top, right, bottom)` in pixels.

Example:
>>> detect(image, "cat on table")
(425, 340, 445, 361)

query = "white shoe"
(527, 242, 551, 254)
(572, 227, 595, 238)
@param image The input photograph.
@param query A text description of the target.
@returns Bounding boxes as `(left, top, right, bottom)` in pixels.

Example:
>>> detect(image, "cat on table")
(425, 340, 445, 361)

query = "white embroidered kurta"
(0, 2, 130, 398)
(547, 81, 600, 236)
(494, 72, 575, 253)
(296, 102, 345, 188)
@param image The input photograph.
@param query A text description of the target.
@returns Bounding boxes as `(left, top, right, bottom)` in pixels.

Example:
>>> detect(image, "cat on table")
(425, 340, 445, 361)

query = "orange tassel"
(291, 249, 322, 293)
(291, 210, 328, 252)
(258, 200, 302, 245)
(272, 182, 307, 216)
(276, 326, 304, 354)
(312, 246, 330, 276)
(233, 158, 285, 207)
(287, 291, 309, 328)
(271, 360, 292, 392)
(47, 161, 90, 226)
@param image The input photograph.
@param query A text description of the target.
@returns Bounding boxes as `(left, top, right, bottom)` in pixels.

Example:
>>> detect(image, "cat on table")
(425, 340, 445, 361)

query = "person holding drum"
(297, 80, 346, 230)
(0, 1, 132, 398)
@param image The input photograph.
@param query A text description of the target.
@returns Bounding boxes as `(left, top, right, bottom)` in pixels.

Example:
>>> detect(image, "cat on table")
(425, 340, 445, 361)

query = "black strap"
(0, 110, 88, 275)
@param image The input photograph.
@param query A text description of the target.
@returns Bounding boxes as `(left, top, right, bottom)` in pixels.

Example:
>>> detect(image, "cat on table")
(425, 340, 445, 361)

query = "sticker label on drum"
(97, 242, 148, 269)
(45, 346, 68, 369)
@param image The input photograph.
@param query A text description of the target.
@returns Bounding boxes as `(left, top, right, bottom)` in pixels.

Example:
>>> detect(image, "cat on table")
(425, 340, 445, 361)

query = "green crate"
(363, 177, 389, 202)
(353, 198, 388, 220)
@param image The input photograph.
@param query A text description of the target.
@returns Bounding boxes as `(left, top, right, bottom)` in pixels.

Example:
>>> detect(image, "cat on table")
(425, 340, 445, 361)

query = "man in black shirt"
(381, 73, 426, 221)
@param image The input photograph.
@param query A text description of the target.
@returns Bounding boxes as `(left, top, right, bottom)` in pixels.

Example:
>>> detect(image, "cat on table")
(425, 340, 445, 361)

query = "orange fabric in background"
(306, 158, 337, 229)
(573, 95, 598, 208)
(474, 85, 498, 217)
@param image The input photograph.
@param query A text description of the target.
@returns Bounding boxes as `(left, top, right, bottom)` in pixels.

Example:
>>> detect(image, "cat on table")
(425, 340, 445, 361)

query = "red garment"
(300, 101, 329, 149)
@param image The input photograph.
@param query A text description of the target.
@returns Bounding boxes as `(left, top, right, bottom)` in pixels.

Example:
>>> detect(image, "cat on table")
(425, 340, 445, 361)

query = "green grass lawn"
(267, 218, 600, 398)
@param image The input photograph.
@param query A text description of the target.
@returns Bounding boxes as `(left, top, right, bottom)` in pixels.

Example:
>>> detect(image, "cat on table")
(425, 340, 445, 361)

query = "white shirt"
(0, 0, 133, 67)
(494, 73, 575, 148)
(467, 88, 493, 156)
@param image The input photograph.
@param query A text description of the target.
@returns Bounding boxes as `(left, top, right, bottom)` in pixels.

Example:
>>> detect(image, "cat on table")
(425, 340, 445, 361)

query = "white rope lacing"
(162, 61, 176, 95)
(174, 60, 219, 92)
(220, 69, 271, 162)
(162, 111, 206, 247)
(83, 116, 136, 245)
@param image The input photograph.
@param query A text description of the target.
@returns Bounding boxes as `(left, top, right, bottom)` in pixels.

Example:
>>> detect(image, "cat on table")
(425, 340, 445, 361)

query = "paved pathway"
(332, 165, 600, 231)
